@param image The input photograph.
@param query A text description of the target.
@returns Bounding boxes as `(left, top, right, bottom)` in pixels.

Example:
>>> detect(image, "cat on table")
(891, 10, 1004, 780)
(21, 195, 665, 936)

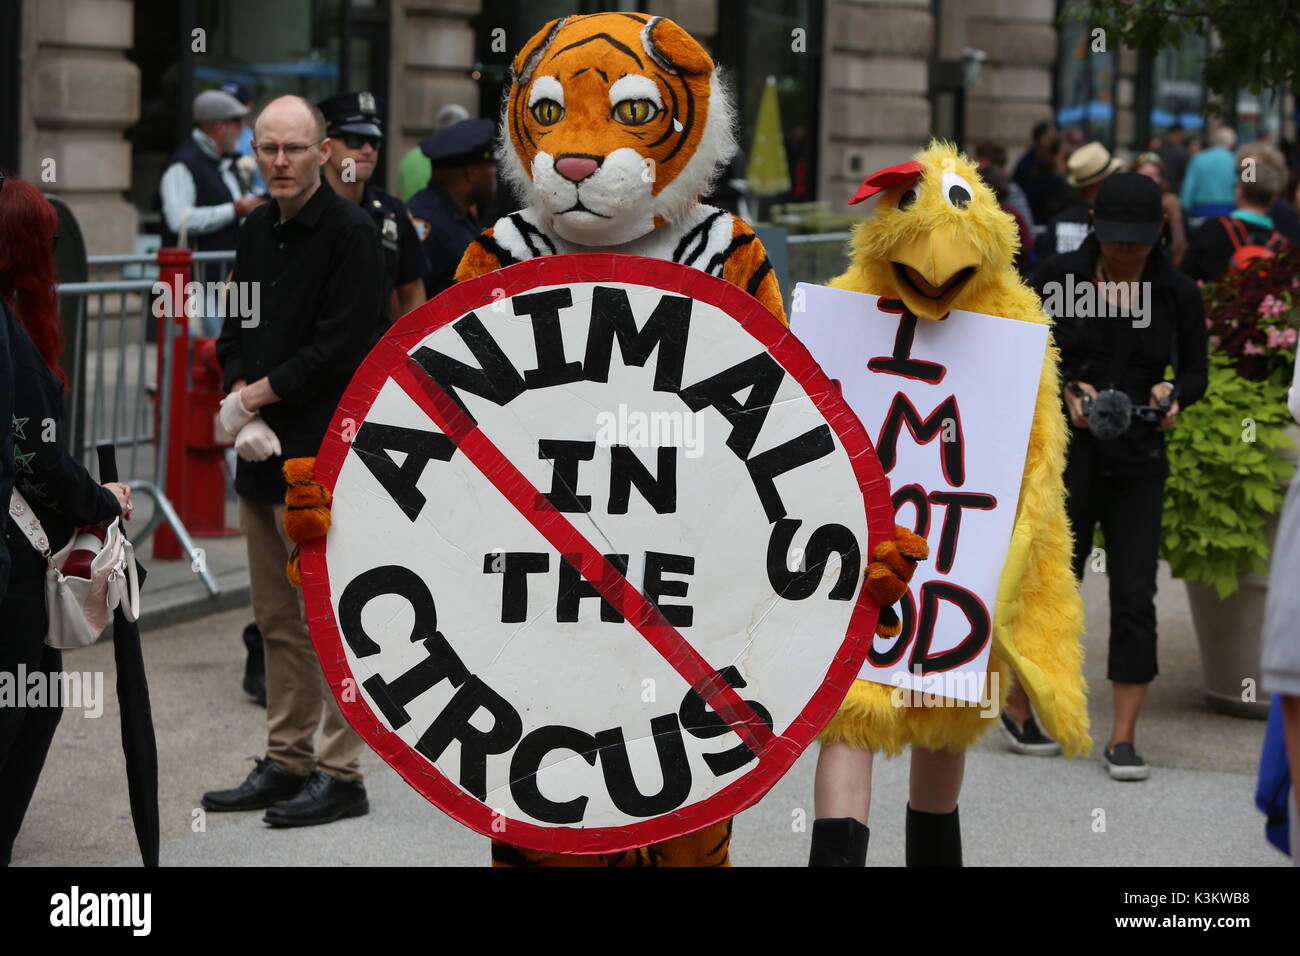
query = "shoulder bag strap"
(7, 489, 54, 563)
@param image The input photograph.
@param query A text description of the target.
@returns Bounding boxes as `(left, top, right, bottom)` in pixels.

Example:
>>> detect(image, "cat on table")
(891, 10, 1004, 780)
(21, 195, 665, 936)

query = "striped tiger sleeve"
(454, 227, 508, 283)
(719, 217, 786, 326)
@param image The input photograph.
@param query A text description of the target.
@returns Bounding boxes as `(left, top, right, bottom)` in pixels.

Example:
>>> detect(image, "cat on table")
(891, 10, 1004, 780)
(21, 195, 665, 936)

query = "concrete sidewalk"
(11, 560, 1288, 866)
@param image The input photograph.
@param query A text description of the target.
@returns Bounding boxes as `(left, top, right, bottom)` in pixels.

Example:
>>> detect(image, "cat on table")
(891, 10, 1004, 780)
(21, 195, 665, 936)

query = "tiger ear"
(643, 16, 713, 75)
(512, 17, 567, 84)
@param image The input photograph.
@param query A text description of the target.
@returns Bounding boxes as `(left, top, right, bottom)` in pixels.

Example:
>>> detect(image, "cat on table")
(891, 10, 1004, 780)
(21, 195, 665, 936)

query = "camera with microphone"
(1069, 382, 1174, 440)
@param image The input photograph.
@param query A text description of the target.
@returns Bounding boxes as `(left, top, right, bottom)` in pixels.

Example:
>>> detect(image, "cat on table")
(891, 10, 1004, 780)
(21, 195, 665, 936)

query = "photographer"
(1029, 172, 1208, 781)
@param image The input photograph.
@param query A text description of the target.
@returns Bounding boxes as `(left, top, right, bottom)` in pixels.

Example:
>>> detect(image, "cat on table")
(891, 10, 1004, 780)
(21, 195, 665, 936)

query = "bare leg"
(813, 742, 874, 825)
(1004, 671, 1032, 725)
(909, 746, 965, 814)
(1110, 681, 1149, 747)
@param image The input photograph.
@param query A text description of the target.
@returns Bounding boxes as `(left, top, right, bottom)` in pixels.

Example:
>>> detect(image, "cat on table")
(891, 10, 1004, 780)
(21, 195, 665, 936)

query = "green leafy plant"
(1080, 0, 1300, 96)
(1160, 354, 1295, 598)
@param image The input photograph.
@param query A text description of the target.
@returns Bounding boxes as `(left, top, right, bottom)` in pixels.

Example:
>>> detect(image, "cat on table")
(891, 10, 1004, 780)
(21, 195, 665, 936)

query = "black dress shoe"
(202, 757, 308, 812)
(263, 770, 368, 828)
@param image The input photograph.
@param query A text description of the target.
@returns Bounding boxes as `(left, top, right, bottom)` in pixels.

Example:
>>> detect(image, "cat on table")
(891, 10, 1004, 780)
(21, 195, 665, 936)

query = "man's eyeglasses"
(252, 141, 321, 160)
(336, 134, 381, 151)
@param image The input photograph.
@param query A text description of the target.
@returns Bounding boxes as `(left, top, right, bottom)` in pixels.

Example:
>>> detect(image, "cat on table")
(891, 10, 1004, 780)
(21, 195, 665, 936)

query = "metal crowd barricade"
(55, 249, 238, 597)
(786, 231, 853, 290)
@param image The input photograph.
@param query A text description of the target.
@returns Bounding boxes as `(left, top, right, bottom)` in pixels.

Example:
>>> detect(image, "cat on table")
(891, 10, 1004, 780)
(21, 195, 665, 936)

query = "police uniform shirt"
(364, 182, 429, 319)
(217, 182, 383, 504)
(407, 182, 483, 300)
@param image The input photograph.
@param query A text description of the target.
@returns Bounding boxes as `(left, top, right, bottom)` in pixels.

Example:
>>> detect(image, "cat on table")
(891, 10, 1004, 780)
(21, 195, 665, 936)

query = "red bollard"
(153, 248, 191, 560)
(182, 337, 239, 537)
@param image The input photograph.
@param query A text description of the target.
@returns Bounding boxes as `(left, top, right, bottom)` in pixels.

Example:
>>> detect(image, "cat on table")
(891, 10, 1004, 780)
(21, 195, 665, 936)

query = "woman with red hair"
(0, 172, 131, 865)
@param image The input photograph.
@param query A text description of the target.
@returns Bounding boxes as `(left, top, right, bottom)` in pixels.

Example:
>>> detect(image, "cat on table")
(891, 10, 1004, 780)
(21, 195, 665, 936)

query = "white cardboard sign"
(791, 283, 1048, 703)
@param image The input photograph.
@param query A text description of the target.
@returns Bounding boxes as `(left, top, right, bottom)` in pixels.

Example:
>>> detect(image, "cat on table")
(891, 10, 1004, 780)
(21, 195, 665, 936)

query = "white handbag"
(7, 488, 140, 648)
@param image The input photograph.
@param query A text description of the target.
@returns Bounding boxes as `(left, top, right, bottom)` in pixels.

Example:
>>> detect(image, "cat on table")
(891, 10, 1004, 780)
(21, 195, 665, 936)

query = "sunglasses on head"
(336, 133, 381, 150)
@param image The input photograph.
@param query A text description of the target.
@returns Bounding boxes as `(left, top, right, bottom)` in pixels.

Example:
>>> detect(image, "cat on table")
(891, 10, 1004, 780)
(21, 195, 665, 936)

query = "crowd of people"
(0, 83, 1297, 865)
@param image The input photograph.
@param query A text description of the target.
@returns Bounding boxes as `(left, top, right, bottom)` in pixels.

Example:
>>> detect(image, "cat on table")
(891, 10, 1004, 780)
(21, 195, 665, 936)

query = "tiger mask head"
(501, 12, 736, 247)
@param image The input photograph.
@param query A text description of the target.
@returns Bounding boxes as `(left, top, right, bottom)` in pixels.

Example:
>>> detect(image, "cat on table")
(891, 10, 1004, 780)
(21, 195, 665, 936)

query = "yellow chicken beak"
(888, 224, 981, 321)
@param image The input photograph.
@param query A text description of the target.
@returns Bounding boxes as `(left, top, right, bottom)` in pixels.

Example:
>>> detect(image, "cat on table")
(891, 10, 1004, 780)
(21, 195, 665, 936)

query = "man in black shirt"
(206, 95, 382, 827)
(1037, 141, 1121, 262)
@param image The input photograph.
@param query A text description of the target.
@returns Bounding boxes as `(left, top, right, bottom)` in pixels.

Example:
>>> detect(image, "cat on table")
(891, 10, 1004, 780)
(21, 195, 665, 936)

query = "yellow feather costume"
(820, 141, 1091, 758)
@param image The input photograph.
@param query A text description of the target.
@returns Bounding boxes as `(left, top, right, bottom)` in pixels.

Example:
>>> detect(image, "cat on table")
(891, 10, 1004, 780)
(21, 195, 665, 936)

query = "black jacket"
(217, 181, 383, 504)
(3, 312, 120, 611)
(1034, 234, 1209, 477)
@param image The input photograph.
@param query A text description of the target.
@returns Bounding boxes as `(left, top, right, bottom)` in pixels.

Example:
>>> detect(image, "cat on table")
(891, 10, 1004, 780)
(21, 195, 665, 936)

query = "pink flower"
(1292, 277, 1300, 290)
(1259, 294, 1287, 319)
(1268, 325, 1284, 348)
(1243, 341, 1267, 355)
(1208, 335, 1221, 348)
(1285, 328, 1298, 347)
(1206, 316, 1214, 329)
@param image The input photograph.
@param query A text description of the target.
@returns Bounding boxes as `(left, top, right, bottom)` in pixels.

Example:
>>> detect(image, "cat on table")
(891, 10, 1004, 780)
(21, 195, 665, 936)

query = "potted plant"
(1161, 248, 1300, 717)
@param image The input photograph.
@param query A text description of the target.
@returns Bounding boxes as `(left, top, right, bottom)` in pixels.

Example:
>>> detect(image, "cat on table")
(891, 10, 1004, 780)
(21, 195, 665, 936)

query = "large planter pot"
(1185, 423, 1300, 719)
(1186, 576, 1272, 719)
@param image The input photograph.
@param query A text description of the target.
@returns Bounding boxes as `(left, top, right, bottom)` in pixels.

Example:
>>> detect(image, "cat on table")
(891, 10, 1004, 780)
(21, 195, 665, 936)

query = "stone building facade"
(11, 0, 1287, 253)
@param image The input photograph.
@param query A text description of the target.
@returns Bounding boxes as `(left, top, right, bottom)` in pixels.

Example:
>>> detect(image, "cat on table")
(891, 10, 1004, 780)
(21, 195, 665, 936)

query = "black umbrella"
(99, 444, 159, 867)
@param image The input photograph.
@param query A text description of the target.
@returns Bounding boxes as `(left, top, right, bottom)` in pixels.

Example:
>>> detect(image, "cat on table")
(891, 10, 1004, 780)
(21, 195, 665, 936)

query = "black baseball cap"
(1092, 172, 1164, 245)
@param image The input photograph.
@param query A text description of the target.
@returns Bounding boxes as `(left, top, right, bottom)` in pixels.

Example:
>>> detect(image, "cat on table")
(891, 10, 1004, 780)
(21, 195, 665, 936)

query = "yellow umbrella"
(747, 76, 791, 197)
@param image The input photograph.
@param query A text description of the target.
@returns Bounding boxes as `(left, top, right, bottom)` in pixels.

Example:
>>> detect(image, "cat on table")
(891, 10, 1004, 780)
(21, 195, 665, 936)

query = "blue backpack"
(1257, 695, 1293, 856)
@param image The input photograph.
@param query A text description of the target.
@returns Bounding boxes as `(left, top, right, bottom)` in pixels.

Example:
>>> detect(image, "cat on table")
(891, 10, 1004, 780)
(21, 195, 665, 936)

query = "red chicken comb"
(848, 160, 925, 205)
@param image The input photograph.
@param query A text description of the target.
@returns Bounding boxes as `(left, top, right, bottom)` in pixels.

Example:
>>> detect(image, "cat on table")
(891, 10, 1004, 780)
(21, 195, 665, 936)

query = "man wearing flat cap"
(405, 117, 498, 298)
(160, 89, 268, 333)
(318, 91, 430, 337)
(161, 90, 267, 256)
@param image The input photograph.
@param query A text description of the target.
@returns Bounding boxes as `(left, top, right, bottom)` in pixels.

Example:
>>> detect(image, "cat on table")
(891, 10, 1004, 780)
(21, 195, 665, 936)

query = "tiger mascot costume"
(281, 10, 924, 867)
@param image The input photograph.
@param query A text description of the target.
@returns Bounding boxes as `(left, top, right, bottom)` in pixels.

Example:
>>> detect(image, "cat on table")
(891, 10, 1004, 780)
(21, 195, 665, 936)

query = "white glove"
(234, 418, 282, 462)
(219, 389, 256, 438)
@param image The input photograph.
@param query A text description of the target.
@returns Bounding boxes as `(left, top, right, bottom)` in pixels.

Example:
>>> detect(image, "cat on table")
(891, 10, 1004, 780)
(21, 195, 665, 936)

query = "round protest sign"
(301, 254, 895, 854)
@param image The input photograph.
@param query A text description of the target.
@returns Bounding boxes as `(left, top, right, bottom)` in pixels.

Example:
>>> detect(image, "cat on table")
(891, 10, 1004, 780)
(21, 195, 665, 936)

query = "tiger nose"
(555, 155, 600, 182)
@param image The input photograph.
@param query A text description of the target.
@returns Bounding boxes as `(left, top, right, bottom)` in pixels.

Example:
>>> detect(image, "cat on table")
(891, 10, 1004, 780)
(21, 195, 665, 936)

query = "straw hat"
(1066, 141, 1123, 188)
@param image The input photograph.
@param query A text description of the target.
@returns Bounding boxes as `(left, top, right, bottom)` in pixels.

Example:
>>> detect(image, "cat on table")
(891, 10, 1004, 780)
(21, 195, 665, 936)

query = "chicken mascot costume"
(280, 11, 923, 867)
(808, 142, 1091, 867)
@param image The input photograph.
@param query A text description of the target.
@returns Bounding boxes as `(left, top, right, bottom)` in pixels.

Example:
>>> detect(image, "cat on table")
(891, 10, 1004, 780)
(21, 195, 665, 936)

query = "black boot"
(808, 817, 870, 866)
(242, 622, 266, 707)
(905, 804, 962, 866)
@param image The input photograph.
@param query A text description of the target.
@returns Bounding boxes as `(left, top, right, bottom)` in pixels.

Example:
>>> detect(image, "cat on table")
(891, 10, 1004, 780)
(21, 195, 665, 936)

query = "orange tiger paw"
(864, 525, 928, 637)
(283, 457, 332, 587)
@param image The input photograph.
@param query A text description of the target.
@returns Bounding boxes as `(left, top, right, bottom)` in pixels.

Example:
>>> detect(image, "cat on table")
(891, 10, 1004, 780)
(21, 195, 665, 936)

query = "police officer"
(406, 118, 497, 299)
(317, 90, 429, 339)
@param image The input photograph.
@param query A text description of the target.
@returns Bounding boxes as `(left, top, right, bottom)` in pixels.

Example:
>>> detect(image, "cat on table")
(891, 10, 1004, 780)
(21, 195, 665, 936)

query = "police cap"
(318, 90, 384, 139)
(420, 118, 496, 167)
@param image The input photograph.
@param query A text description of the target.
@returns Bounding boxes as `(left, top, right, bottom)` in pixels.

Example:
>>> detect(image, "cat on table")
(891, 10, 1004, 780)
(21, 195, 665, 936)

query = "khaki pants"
(240, 497, 364, 783)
